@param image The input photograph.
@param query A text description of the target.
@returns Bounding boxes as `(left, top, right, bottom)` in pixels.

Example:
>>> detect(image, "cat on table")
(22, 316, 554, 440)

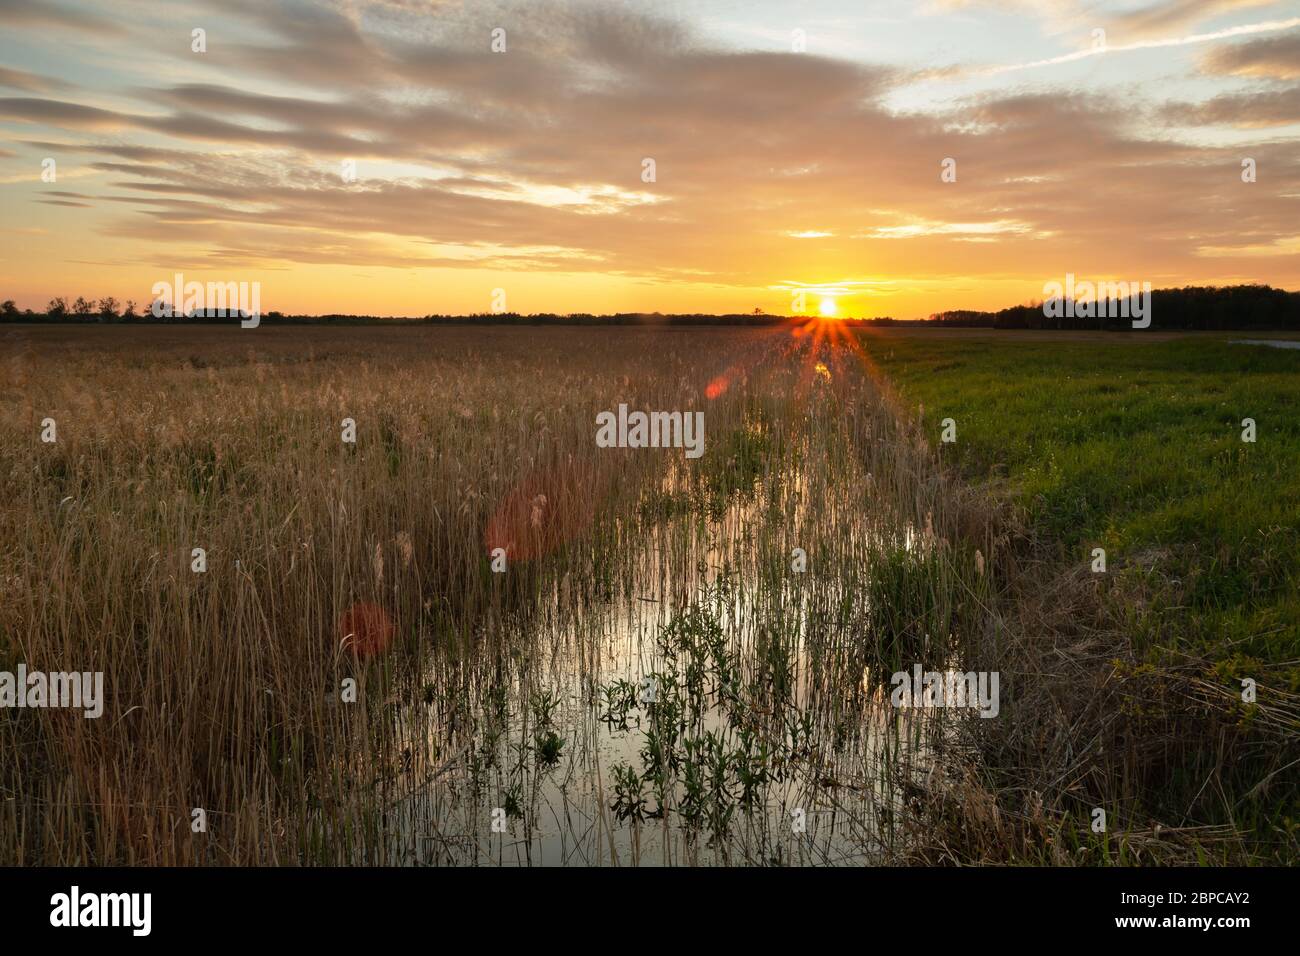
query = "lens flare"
(338, 602, 393, 659)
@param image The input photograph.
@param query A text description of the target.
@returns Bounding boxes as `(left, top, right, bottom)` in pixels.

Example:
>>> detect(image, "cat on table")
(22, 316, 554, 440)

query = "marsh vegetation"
(1, 324, 1290, 865)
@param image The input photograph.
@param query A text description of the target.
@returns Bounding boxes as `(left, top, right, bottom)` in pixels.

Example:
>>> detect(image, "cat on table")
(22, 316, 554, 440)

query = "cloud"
(983, 16, 1300, 76)
(0, 0, 1296, 298)
(1201, 33, 1300, 79)
(855, 219, 1038, 240)
(1164, 85, 1300, 126)
(1103, 0, 1278, 40)
(0, 0, 128, 35)
(0, 96, 133, 129)
(0, 65, 69, 93)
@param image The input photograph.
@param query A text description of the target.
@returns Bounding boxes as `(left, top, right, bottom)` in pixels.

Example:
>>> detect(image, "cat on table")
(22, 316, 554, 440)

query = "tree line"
(929, 284, 1300, 330)
(3, 284, 1297, 328)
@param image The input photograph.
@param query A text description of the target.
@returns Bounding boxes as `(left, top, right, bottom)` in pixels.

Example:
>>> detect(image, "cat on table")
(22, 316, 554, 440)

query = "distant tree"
(928, 284, 1299, 331)
(97, 296, 119, 321)
(1, 299, 17, 319)
(46, 296, 68, 317)
(122, 299, 137, 319)
(72, 296, 94, 316)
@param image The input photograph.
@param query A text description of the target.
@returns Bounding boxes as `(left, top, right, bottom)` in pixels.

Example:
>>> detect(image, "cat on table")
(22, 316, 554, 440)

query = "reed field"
(0, 323, 1293, 865)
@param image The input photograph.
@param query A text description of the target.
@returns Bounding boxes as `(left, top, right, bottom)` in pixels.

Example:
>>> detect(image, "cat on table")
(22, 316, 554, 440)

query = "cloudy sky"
(1, 0, 1297, 317)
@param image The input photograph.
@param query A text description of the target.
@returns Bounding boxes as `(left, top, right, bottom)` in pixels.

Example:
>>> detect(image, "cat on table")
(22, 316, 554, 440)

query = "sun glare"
(818, 296, 838, 317)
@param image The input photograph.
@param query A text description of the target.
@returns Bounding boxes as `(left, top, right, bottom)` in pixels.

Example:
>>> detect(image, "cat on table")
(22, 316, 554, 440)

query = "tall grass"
(0, 326, 778, 863)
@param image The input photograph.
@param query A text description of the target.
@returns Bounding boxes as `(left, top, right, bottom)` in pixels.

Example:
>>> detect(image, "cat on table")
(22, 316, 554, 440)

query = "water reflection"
(388, 445, 962, 866)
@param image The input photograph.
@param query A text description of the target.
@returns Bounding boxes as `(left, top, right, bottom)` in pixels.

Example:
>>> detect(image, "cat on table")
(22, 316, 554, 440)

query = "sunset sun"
(818, 297, 838, 318)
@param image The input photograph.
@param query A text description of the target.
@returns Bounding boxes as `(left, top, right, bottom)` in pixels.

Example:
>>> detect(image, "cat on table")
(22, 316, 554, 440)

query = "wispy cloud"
(984, 17, 1300, 76)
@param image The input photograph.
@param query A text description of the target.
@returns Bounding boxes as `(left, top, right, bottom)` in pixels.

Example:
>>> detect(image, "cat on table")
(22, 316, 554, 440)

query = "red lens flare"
(485, 460, 602, 562)
(338, 602, 394, 659)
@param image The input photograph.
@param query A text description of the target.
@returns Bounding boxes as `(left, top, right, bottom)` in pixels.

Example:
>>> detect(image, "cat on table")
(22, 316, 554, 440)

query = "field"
(0, 323, 1295, 865)
(863, 329, 1300, 854)
(866, 330, 1300, 676)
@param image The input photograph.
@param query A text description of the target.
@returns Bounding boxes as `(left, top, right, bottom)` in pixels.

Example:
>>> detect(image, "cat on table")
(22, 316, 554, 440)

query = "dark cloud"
(1164, 85, 1300, 126)
(0, 96, 131, 128)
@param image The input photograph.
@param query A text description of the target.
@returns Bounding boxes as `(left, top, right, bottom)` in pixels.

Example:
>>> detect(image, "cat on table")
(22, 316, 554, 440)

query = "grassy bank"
(861, 329, 1300, 859)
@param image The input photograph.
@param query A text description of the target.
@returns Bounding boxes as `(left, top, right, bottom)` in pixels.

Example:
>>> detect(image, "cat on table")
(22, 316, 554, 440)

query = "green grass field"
(864, 331, 1300, 687)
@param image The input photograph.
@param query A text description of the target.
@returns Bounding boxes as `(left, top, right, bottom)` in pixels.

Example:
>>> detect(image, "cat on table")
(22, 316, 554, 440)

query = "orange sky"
(2, 0, 1298, 318)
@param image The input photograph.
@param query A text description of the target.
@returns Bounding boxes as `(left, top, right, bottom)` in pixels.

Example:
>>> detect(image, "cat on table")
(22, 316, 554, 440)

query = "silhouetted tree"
(929, 284, 1298, 331)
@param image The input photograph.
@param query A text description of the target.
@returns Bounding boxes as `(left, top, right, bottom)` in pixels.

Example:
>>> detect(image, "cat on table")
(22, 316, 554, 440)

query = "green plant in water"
(610, 763, 648, 822)
(533, 729, 564, 767)
(530, 689, 559, 728)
